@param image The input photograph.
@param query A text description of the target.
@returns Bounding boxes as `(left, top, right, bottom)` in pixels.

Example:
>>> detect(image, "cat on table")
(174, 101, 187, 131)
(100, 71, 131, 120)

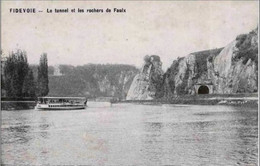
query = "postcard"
(1, 1, 258, 165)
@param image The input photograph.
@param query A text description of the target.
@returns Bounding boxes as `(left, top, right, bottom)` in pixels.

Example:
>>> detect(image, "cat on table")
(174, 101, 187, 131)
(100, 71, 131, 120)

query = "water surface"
(1, 104, 258, 165)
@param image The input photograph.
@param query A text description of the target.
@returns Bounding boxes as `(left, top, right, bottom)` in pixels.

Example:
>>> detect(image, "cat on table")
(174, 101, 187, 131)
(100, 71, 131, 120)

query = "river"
(1, 103, 258, 165)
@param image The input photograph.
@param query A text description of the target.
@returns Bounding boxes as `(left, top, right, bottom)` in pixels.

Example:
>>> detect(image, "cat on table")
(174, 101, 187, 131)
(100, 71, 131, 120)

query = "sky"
(1, 1, 259, 70)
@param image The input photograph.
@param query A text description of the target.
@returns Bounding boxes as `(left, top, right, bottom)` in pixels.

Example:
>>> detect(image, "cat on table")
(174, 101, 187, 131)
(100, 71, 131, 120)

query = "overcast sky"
(1, 1, 258, 70)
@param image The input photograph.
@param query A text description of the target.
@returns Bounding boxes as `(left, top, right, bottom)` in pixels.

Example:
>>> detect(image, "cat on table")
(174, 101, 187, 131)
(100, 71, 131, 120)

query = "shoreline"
(1, 101, 36, 110)
(115, 95, 258, 107)
(1, 94, 258, 110)
(115, 99, 258, 106)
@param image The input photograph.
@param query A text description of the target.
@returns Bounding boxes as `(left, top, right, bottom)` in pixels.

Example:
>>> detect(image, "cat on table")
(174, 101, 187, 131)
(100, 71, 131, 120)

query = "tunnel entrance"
(198, 85, 209, 94)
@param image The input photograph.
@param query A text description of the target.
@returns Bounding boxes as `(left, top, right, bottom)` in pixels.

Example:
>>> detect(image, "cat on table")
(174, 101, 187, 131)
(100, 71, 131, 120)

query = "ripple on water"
(1, 104, 258, 165)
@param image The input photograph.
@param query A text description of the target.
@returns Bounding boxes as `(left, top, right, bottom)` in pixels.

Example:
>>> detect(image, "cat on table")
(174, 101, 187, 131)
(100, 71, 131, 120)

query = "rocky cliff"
(208, 28, 258, 93)
(126, 55, 164, 100)
(164, 28, 258, 97)
(163, 48, 224, 97)
(48, 64, 138, 99)
(127, 28, 258, 100)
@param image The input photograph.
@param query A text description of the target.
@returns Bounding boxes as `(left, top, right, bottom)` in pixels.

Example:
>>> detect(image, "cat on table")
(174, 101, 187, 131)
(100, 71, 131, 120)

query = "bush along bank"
(1, 101, 36, 110)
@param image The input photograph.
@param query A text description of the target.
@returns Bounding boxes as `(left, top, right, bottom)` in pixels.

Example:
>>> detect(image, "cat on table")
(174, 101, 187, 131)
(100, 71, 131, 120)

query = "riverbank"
(1, 93, 258, 110)
(1, 101, 36, 110)
(117, 93, 258, 107)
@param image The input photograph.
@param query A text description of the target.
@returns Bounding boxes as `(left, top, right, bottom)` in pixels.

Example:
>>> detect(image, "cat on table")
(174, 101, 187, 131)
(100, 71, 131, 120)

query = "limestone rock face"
(126, 55, 164, 100)
(164, 48, 223, 97)
(126, 28, 258, 100)
(208, 28, 258, 93)
(163, 28, 258, 97)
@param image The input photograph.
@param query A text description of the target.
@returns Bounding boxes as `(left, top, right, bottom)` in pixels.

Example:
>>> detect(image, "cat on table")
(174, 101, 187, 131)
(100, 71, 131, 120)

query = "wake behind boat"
(35, 97, 87, 110)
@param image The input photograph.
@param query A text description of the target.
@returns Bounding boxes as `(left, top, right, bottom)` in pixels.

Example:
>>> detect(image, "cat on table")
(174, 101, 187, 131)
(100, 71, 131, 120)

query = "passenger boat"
(35, 97, 87, 110)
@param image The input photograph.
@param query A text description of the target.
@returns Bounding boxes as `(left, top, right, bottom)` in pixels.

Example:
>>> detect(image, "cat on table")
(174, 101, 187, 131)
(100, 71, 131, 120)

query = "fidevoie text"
(9, 8, 36, 13)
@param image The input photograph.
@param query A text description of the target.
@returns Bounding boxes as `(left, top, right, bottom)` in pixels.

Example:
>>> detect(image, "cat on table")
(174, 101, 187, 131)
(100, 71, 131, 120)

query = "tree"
(3, 50, 29, 98)
(1, 73, 4, 92)
(1, 50, 4, 92)
(22, 68, 36, 97)
(37, 53, 49, 96)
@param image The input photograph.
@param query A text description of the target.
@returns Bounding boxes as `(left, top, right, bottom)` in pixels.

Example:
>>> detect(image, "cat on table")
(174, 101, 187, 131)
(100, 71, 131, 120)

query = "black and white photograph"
(1, 1, 259, 165)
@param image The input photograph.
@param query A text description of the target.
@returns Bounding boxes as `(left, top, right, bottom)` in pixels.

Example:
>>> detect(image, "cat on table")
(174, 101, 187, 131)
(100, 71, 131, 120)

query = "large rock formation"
(207, 28, 258, 93)
(126, 55, 164, 100)
(163, 48, 223, 97)
(48, 64, 138, 99)
(163, 28, 258, 97)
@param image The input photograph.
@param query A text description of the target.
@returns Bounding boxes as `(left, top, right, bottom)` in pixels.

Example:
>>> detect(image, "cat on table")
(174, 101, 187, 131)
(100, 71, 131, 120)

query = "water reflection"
(37, 117, 50, 139)
(1, 105, 258, 165)
(139, 105, 258, 165)
(4, 125, 32, 144)
(142, 122, 163, 165)
(232, 109, 258, 165)
(7, 125, 31, 133)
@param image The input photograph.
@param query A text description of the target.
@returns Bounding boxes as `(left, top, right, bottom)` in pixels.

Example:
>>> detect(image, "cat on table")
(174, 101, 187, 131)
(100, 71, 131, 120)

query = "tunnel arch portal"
(198, 85, 209, 94)
(194, 83, 213, 94)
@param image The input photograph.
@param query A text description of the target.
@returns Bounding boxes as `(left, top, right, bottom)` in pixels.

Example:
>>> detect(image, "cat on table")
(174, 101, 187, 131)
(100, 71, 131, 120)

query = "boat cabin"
(35, 97, 87, 110)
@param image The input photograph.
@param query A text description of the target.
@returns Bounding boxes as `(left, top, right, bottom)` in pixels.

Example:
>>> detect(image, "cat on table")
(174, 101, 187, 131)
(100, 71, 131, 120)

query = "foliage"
(59, 65, 74, 75)
(0, 51, 3, 91)
(1, 74, 4, 91)
(48, 64, 138, 99)
(163, 48, 223, 96)
(193, 48, 223, 77)
(48, 66, 54, 75)
(143, 55, 150, 63)
(29, 64, 54, 77)
(150, 55, 161, 62)
(2, 50, 36, 98)
(165, 60, 179, 93)
(176, 67, 189, 95)
(22, 69, 36, 97)
(195, 53, 208, 76)
(150, 66, 164, 98)
(207, 55, 214, 63)
(37, 53, 49, 96)
(234, 29, 258, 65)
(235, 34, 247, 48)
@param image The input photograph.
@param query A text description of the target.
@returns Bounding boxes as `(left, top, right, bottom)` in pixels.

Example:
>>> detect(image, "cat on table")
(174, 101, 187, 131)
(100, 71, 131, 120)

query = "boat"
(35, 97, 87, 110)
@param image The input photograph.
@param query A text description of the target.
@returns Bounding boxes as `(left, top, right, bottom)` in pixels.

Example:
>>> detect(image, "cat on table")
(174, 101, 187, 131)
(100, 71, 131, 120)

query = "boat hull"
(35, 106, 86, 111)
